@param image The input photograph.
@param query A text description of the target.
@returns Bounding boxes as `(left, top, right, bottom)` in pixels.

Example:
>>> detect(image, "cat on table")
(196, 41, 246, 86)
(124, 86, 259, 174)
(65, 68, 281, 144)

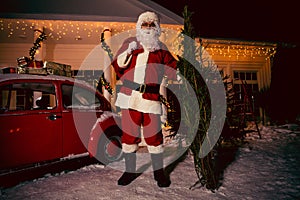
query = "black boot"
(118, 153, 137, 186)
(151, 153, 171, 187)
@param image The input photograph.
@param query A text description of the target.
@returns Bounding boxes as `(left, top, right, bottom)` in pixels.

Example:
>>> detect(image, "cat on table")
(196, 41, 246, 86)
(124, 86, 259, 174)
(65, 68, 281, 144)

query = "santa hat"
(137, 11, 160, 25)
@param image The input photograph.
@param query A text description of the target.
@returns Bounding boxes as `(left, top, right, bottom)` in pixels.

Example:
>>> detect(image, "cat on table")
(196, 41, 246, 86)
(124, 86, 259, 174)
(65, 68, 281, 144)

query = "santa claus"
(112, 11, 178, 187)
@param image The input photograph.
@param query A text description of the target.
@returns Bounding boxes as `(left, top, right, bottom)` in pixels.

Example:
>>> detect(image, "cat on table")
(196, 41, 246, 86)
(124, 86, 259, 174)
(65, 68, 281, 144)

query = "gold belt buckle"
(139, 84, 146, 93)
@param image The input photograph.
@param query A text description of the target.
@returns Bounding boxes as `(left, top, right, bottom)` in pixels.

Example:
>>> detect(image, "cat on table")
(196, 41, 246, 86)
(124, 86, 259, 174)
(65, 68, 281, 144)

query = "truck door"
(0, 81, 62, 170)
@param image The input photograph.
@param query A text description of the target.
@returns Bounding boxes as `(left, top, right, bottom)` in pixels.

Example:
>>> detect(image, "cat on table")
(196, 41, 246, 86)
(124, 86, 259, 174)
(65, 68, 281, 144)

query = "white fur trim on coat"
(115, 49, 162, 114)
(115, 91, 161, 114)
(117, 51, 132, 68)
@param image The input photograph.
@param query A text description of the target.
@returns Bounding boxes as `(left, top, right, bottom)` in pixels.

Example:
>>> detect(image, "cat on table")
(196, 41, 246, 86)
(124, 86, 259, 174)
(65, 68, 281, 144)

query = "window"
(233, 71, 259, 96)
(233, 71, 257, 81)
(0, 82, 56, 112)
(233, 70, 259, 114)
(61, 84, 101, 109)
(72, 70, 103, 89)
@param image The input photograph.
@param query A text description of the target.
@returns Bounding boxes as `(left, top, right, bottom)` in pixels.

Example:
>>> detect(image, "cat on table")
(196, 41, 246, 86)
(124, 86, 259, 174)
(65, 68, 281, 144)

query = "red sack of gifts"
(28, 60, 43, 68)
(17, 56, 43, 68)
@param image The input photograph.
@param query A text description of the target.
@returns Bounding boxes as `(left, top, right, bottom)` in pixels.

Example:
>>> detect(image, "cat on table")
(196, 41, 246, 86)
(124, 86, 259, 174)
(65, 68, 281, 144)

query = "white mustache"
(141, 28, 155, 35)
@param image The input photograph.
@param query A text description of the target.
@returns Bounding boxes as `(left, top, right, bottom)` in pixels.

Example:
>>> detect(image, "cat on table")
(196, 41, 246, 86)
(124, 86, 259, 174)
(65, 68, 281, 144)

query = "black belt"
(123, 80, 160, 94)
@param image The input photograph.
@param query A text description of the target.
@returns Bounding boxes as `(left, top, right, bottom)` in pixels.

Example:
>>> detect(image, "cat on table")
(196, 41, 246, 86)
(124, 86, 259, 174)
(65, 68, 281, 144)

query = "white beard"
(136, 28, 160, 52)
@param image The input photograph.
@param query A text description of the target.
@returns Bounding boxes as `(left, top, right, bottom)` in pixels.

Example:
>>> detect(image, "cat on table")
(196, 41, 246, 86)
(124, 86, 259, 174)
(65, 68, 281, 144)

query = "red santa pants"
(121, 109, 163, 153)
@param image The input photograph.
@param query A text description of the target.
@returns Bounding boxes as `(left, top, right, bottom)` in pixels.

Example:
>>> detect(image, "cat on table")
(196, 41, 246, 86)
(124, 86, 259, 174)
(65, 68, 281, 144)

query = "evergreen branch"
(29, 29, 47, 60)
(99, 31, 114, 94)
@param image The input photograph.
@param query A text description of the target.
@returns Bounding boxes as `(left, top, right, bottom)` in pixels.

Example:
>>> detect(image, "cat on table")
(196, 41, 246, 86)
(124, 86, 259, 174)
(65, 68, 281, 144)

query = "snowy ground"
(1, 124, 300, 200)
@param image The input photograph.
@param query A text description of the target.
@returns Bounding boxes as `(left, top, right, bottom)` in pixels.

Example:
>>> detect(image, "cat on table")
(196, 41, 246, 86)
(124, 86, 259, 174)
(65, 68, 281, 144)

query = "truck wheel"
(97, 127, 122, 165)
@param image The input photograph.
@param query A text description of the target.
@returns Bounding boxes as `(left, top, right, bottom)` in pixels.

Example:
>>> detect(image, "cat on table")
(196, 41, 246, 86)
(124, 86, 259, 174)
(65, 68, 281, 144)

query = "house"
(0, 0, 277, 121)
(200, 38, 277, 124)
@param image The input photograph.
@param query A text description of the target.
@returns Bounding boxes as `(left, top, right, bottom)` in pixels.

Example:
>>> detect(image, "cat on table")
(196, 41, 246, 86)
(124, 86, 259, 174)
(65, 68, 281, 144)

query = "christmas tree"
(177, 6, 226, 191)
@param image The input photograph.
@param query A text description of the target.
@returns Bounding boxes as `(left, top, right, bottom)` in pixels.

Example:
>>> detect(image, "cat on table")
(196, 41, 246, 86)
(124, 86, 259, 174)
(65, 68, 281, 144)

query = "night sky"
(153, 0, 299, 45)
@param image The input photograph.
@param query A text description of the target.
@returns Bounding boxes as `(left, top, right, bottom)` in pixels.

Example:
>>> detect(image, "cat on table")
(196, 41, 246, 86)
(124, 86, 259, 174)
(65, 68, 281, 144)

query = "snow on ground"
(1, 124, 300, 200)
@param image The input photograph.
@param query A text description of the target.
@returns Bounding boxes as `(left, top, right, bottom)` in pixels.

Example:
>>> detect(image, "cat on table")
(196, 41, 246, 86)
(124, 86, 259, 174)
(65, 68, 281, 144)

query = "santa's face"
(140, 22, 156, 35)
(136, 20, 161, 52)
(141, 21, 156, 28)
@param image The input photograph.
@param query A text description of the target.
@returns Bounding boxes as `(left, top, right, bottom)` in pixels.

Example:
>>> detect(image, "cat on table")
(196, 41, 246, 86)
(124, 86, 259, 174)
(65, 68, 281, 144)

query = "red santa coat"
(112, 37, 177, 114)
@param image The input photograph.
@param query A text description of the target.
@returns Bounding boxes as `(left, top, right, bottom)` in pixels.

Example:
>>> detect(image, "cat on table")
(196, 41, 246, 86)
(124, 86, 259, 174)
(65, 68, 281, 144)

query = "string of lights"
(0, 18, 180, 41)
(0, 18, 276, 60)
